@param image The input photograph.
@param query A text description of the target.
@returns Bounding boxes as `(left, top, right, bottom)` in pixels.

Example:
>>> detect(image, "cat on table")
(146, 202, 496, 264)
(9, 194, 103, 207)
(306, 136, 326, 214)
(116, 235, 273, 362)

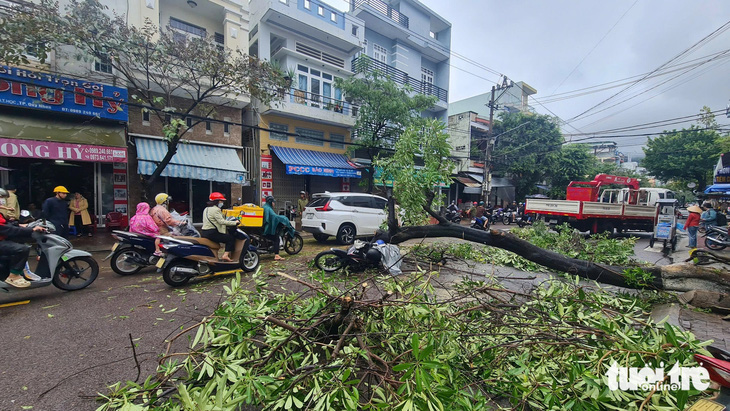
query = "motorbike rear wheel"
(705, 234, 728, 250)
(502, 215, 511, 225)
(110, 248, 145, 275)
(163, 260, 193, 287)
(283, 233, 304, 255)
(53, 256, 99, 291)
(314, 251, 345, 272)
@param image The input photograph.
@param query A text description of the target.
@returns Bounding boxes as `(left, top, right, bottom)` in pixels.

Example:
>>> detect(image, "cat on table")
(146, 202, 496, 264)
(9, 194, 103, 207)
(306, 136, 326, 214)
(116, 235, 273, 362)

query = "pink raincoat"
(129, 203, 159, 237)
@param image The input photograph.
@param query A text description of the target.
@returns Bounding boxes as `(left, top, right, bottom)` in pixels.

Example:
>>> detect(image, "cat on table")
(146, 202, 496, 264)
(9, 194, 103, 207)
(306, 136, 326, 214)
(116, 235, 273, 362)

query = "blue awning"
(704, 184, 730, 195)
(270, 145, 361, 178)
(135, 137, 247, 184)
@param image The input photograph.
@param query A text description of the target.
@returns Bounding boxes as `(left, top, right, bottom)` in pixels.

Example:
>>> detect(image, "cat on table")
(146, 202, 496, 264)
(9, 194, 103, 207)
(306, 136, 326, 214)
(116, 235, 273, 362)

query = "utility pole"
(482, 85, 496, 205)
(482, 76, 511, 205)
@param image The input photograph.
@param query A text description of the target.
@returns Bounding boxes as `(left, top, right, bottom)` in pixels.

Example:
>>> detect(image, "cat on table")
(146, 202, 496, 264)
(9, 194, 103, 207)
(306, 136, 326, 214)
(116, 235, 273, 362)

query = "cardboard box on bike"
(222, 204, 263, 227)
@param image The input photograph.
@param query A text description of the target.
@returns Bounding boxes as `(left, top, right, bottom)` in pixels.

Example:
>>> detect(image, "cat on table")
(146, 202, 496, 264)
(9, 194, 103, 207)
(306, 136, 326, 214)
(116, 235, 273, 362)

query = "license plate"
(549, 219, 558, 224)
(306, 213, 314, 219)
(111, 242, 119, 252)
(686, 399, 725, 411)
(155, 258, 165, 268)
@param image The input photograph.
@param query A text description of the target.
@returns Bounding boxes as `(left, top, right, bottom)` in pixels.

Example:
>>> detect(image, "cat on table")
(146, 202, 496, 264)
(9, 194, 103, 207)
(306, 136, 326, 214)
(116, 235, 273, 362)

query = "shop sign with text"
(286, 165, 361, 178)
(0, 138, 127, 163)
(0, 65, 128, 122)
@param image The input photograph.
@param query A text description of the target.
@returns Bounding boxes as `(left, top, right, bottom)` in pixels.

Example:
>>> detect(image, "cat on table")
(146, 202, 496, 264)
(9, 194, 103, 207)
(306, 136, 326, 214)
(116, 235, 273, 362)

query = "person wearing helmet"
(263, 196, 288, 261)
(150, 193, 183, 235)
(201, 192, 239, 261)
(42, 185, 69, 238)
(476, 201, 485, 218)
(701, 202, 717, 230)
(0, 188, 47, 287)
(296, 191, 308, 230)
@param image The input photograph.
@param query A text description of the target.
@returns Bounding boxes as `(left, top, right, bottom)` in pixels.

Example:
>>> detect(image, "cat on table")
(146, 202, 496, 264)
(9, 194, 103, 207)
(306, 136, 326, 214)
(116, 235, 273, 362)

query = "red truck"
(525, 174, 675, 234)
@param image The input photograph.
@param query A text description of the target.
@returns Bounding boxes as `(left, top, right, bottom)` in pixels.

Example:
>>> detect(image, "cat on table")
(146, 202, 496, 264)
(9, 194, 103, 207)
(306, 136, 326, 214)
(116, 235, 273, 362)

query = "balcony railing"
(353, 0, 409, 29)
(278, 88, 358, 117)
(352, 56, 448, 103)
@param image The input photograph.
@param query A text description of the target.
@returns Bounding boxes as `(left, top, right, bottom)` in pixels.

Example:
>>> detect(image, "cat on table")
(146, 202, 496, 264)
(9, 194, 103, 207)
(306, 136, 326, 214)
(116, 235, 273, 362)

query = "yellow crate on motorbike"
(222, 204, 264, 227)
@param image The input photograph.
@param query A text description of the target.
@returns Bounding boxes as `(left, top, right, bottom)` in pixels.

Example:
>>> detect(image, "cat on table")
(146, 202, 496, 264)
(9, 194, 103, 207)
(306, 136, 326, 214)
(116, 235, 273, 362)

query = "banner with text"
(0, 137, 127, 163)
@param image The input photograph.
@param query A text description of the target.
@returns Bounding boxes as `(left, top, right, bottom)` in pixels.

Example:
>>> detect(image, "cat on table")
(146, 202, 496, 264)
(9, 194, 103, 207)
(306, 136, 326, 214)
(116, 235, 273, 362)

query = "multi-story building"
(0, 0, 254, 224)
(349, 0, 451, 122)
(247, 0, 365, 207)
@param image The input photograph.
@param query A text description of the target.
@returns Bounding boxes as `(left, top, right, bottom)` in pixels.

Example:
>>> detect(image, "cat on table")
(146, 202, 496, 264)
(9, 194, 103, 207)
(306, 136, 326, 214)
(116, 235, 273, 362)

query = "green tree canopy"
(547, 144, 596, 199)
(335, 58, 437, 193)
(491, 112, 563, 199)
(642, 125, 721, 190)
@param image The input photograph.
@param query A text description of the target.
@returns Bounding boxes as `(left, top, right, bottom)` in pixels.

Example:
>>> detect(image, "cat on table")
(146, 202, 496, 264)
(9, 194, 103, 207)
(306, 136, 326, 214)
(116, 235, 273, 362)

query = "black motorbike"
(516, 214, 534, 228)
(105, 230, 159, 275)
(314, 240, 384, 273)
(471, 217, 489, 230)
(704, 225, 730, 250)
(445, 209, 461, 224)
(249, 223, 303, 256)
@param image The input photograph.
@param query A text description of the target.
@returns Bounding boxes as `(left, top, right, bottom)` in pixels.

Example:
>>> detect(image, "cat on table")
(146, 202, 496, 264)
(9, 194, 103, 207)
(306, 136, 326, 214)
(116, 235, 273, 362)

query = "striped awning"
(270, 145, 361, 178)
(135, 137, 246, 184)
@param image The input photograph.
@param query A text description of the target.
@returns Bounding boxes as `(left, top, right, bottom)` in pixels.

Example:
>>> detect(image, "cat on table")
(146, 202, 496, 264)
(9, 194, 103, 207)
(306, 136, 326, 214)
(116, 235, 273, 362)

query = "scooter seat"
(176, 236, 221, 250)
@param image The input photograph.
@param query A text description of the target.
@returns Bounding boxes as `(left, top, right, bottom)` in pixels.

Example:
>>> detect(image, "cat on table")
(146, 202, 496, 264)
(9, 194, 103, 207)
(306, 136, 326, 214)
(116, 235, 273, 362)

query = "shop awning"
(454, 175, 481, 188)
(135, 137, 246, 184)
(270, 146, 361, 178)
(704, 184, 730, 195)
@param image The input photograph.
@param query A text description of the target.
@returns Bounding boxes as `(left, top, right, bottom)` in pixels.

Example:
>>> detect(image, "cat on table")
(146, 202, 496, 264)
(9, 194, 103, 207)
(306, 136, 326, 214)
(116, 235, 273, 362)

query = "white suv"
(301, 192, 388, 244)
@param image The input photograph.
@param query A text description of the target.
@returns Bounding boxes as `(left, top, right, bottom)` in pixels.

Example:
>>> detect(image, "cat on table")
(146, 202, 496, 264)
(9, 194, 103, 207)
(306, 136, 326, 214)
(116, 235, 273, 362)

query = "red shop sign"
(0, 137, 127, 163)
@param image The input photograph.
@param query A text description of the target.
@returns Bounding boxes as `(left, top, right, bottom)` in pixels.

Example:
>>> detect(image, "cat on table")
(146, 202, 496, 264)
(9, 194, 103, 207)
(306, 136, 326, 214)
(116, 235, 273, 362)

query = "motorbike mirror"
(20, 210, 30, 217)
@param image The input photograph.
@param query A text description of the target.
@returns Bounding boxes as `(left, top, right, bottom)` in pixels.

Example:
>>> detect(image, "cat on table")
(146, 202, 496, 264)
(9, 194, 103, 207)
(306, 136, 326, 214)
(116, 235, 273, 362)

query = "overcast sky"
(328, 0, 730, 159)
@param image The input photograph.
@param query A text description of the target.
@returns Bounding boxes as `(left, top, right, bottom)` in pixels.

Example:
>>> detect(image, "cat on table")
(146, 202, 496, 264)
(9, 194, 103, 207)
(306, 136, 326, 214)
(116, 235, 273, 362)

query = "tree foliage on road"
(491, 111, 563, 199)
(642, 108, 725, 189)
(0, 0, 287, 199)
(335, 57, 437, 193)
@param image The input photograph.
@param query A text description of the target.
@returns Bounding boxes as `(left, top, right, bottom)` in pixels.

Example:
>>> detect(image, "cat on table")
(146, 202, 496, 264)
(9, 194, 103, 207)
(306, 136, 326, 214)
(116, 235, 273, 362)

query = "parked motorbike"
(689, 345, 730, 410)
(314, 240, 384, 273)
(0, 217, 99, 292)
(105, 230, 159, 275)
(157, 224, 259, 287)
(704, 226, 730, 250)
(516, 214, 534, 228)
(249, 222, 304, 256)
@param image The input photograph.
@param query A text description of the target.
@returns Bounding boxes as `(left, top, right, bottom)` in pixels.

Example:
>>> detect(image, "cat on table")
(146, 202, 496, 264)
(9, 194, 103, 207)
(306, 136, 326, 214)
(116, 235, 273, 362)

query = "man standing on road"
(296, 191, 308, 231)
(42, 186, 69, 238)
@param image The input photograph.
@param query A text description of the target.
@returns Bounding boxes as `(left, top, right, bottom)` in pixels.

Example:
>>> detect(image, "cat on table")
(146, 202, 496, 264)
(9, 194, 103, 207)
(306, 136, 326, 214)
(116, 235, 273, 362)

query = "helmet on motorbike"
(53, 185, 69, 194)
(0, 188, 7, 198)
(365, 247, 381, 264)
(209, 192, 226, 201)
(155, 193, 170, 205)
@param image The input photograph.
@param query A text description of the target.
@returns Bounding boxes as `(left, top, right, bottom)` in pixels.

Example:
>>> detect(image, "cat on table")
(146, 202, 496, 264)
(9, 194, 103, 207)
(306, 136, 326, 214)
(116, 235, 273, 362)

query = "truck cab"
(599, 188, 675, 207)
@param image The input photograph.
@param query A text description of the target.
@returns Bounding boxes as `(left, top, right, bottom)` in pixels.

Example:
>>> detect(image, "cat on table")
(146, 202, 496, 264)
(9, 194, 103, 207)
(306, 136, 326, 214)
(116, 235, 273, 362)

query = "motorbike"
(516, 213, 534, 228)
(445, 209, 461, 224)
(689, 345, 730, 410)
(249, 222, 304, 256)
(105, 230, 160, 275)
(157, 224, 260, 287)
(0, 216, 99, 292)
(471, 217, 489, 230)
(704, 225, 730, 250)
(314, 240, 384, 273)
(502, 210, 516, 225)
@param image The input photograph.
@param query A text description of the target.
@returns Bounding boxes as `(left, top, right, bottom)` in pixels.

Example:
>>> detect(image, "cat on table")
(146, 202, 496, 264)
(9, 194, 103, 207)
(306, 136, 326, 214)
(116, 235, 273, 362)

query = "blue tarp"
(704, 184, 730, 195)
(270, 145, 361, 178)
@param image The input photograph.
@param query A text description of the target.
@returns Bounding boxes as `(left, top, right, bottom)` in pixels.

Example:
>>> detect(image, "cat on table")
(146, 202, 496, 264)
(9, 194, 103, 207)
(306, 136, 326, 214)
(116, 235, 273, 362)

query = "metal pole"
(483, 85, 496, 204)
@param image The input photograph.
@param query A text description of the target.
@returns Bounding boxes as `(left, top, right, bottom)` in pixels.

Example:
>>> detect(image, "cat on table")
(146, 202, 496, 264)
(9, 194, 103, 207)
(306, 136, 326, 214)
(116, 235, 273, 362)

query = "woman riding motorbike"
(200, 192, 239, 262)
(263, 196, 290, 261)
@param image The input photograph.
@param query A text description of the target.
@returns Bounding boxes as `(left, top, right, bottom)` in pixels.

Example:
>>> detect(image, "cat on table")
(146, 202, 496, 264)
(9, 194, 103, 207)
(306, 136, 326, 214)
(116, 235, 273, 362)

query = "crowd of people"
(684, 201, 729, 248)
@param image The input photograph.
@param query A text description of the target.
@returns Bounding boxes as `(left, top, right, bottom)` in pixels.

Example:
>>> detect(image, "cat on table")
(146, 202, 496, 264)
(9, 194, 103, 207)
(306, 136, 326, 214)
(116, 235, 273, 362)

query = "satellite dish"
(688, 182, 696, 188)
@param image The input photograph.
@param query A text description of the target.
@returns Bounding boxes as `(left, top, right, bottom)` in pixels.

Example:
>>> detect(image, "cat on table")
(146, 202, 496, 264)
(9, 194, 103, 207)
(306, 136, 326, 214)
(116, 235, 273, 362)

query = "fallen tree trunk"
(385, 199, 730, 295)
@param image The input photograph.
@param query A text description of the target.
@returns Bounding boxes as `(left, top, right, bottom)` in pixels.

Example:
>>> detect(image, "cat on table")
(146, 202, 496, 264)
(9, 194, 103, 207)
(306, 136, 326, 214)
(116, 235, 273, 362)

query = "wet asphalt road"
(0, 224, 693, 410)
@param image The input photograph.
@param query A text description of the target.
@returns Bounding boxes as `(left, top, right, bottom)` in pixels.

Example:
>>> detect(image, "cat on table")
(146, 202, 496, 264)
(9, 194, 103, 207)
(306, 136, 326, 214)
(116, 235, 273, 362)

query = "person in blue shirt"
(701, 202, 717, 229)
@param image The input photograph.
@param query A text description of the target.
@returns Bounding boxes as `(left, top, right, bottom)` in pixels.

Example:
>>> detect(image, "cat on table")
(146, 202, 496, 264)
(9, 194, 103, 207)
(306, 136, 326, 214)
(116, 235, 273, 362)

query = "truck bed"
(525, 199, 655, 220)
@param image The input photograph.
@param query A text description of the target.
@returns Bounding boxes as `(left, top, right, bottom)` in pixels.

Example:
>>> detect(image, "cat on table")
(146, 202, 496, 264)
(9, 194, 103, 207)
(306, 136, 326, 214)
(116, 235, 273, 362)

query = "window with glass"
(330, 13, 336, 22)
(94, 54, 112, 74)
(304, 0, 310, 9)
(318, 6, 323, 15)
(295, 128, 324, 146)
(373, 43, 387, 63)
(330, 133, 345, 149)
(170, 17, 206, 37)
(142, 110, 150, 123)
(269, 123, 289, 141)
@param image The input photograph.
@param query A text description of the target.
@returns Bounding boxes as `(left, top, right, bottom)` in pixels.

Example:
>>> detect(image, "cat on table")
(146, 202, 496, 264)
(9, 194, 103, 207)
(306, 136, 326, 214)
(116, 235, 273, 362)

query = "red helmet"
(209, 192, 226, 201)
